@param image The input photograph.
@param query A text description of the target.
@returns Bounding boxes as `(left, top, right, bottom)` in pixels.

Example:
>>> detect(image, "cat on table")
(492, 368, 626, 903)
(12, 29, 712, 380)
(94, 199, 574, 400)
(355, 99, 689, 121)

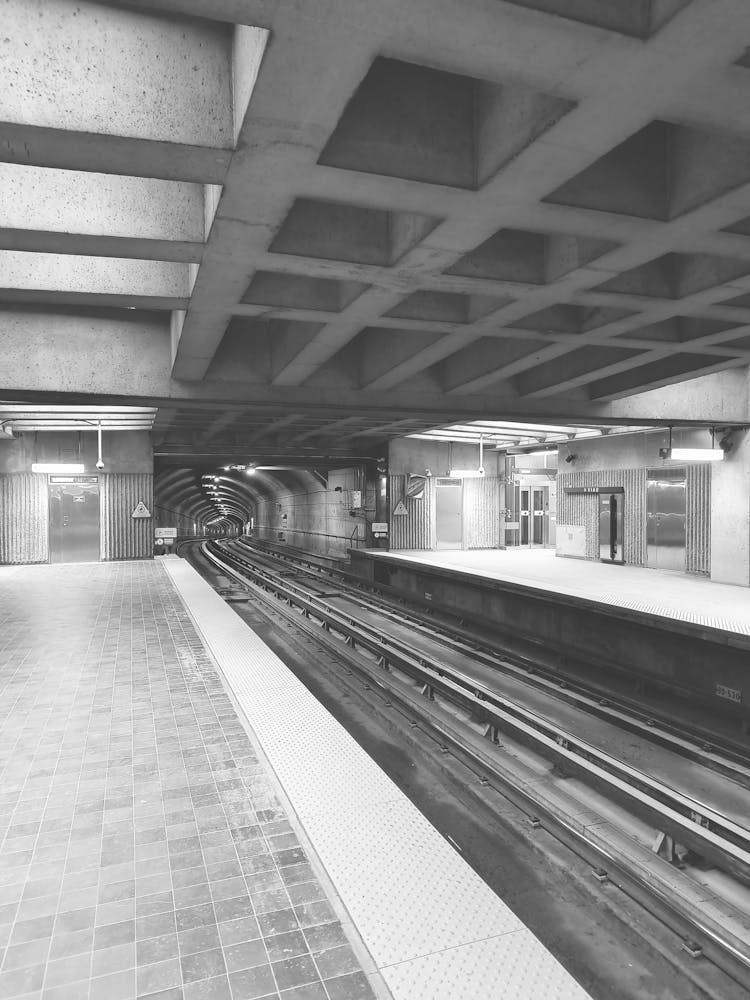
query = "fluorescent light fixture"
(245, 468, 256, 475)
(669, 447, 724, 462)
(449, 468, 485, 478)
(31, 463, 85, 473)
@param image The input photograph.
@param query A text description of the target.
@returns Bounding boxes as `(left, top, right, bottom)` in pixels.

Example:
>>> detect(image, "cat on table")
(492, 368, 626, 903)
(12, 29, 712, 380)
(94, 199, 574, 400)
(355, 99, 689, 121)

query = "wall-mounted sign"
(371, 522, 388, 533)
(132, 501, 151, 518)
(155, 527, 177, 538)
(564, 486, 624, 496)
(49, 475, 99, 484)
(715, 683, 741, 703)
(392, 500, 408, 516)
(407, 475, 425, 499)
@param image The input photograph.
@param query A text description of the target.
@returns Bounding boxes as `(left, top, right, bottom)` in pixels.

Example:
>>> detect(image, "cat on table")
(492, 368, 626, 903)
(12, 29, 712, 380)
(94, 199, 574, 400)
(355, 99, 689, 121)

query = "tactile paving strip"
(164, 557, 592, 1000)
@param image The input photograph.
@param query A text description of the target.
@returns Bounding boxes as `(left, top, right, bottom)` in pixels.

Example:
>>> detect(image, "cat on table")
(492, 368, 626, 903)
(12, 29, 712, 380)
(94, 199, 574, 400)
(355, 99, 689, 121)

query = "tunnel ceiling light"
(669, 447, 724, 462)
(31, 463, 85, 473)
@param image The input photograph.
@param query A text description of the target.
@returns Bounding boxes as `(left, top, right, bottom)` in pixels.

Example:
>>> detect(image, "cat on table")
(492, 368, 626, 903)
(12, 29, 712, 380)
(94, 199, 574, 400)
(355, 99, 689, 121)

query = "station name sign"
(564, 486, 625, 496)
(49, 475, 99, 484)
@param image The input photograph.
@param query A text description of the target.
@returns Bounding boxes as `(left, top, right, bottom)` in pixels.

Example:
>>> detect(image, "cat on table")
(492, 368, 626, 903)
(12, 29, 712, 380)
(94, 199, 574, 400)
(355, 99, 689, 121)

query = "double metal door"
(519, 486, 549, 546)
(646, 470, 686, 572)
(49, 479, 100, 563)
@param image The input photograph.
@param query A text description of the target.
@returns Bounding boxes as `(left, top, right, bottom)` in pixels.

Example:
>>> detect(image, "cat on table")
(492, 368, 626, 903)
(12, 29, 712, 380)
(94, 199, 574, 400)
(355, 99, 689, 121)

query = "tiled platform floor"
(373, 548, 750, 635)
(0, 561, 376, 1000)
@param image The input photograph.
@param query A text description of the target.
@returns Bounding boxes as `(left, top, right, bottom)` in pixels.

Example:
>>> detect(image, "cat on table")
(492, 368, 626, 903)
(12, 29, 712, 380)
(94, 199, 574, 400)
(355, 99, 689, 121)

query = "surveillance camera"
(564, 453, 576, 464)
(96, 459, 104, 470)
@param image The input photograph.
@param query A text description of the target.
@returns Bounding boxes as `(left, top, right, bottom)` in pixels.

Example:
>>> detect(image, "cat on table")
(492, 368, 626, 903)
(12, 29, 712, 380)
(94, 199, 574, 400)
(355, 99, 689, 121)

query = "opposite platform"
(164, 555, 592, 1000)
(365, 547, 750, 637)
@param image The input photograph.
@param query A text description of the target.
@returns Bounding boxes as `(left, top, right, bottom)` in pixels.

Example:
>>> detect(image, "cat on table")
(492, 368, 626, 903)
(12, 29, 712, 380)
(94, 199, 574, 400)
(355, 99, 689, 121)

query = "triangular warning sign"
(392, 499, 408, 516)
(131, 501, 151, 519)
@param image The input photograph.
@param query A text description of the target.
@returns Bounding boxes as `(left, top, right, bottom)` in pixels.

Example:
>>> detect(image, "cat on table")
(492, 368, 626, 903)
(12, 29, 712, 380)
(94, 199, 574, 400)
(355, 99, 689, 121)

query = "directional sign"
(131, 501, 151, 519)
(392, 500, 408, 516)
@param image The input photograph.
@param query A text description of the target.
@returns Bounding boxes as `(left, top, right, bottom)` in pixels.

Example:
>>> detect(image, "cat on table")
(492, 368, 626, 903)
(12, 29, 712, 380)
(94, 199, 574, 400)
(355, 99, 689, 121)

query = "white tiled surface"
(376, 548, 750, 635)
(163, 557, 592, 1000)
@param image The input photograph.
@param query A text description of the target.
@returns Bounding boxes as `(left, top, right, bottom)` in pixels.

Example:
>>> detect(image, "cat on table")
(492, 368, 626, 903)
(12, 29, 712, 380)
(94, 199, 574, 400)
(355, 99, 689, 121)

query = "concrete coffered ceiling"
(3, 0, 750, 460)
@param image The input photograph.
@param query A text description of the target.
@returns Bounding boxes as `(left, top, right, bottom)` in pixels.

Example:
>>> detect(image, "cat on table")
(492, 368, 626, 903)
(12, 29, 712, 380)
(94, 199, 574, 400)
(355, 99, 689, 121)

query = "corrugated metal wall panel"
(0, 474, 48, 564)
(464, 477, 500, 548)
(557, 468, 646, 564)
(389, 474, 433, 549)
(686, 464, 711, 575)
(100, 474, 153, 561)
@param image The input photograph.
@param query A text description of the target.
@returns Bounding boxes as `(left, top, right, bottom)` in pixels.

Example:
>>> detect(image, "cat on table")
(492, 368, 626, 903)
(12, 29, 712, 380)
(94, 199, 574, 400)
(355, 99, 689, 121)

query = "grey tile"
(91, 941, 136, 977)
(264, 931, 308, 963)
(177, 924, 220, 957)
(136, 956, 182, 994)
(270, 955, 318, 992)
(174, 903, 215, 933)
(222, 938, 268, 973)
(9, 914, 55, 944)
(279, 984, 327, 1000)
(138, 931, 179, 965)
(257, 910, 298, 938)
(183, 975, 232, 1000)
(180, 947, 226, 984)
(228, 964, 277, 1000)
(322, 971, 376, 1000)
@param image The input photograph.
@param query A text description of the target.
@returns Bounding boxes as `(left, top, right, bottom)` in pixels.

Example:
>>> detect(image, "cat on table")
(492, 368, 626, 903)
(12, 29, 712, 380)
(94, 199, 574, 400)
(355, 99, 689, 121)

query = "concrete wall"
(0, 431, 153, 563)
(254, 468, 374, 559)
(388, 439, 505, 550)
(557, 430, 727, 579)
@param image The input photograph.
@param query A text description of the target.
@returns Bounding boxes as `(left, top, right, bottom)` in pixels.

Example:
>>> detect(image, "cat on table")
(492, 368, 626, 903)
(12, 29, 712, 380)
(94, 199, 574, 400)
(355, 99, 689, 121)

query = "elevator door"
(435, 478, 462, 549)
(518, 486, 550, 546)
(646, 470, 686, 572)
(49, 478, 100, 563)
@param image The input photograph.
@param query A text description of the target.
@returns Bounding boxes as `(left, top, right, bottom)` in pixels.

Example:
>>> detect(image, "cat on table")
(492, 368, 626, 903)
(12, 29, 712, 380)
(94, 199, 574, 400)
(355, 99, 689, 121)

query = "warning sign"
(131, 501, 151, 519)
(392, 500, 408, 516)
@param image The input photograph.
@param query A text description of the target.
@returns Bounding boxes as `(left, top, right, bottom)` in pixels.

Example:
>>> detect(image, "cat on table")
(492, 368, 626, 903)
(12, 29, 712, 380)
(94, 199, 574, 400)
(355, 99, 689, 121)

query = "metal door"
(435, 478, 462, 549)
(519, 488, 530, 544)
(599, 490, 625, 564)
(646, 471, 686, 571)
(532, 487, 546, 545)
(49, 478, 100, 563)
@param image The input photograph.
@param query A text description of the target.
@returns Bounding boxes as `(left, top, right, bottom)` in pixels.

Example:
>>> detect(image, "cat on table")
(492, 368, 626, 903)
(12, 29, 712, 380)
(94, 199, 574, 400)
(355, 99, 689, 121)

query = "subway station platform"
(0, 559, 591, 1000)
(362, 548, 750, 638)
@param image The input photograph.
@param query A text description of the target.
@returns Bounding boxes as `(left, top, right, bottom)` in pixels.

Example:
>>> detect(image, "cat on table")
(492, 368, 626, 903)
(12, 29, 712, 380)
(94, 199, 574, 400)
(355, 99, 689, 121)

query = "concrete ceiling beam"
(0, 251, 189, 300)
(0, 165, 205, 263)
(2, 1, 233, 149)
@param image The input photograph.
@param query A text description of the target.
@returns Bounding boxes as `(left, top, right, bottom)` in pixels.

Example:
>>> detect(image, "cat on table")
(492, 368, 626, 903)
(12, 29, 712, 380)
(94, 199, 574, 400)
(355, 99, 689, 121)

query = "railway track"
(190, 538, 750, 991)
(234, 537, 750, 782)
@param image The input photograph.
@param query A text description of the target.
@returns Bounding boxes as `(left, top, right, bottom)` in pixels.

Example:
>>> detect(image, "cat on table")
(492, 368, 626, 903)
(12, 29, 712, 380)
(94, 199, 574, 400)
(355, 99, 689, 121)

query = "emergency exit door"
(49, 477, 100, 563)
(435, 478, 462, 549)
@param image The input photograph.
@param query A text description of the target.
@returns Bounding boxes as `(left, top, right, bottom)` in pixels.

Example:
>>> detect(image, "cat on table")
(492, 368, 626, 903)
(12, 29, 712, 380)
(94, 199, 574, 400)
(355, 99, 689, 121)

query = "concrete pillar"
(710, 430, 750, 586)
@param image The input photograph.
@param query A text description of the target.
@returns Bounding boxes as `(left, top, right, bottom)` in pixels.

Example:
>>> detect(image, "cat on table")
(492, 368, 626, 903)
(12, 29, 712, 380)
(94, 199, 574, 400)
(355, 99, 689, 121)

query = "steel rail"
(234, 537, 750, 778)
(197, 539, 750, 990)
(207, 540, 750, 878)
